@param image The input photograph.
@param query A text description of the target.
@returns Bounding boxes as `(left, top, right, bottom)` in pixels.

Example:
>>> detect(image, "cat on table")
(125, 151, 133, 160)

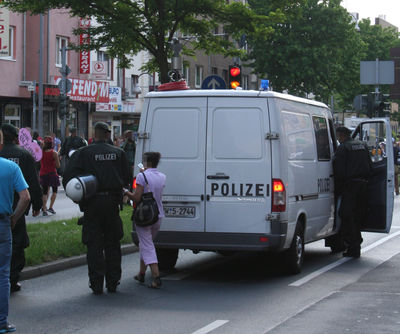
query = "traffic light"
(378, 94, 390, 117)
(229, 65, 241, 89)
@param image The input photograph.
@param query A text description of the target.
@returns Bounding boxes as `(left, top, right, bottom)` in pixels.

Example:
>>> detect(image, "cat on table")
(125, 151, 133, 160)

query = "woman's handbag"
(133, 172, 160, 227)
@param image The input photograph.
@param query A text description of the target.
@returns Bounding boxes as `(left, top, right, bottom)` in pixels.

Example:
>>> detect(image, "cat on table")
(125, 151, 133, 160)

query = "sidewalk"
(26, 187, 82, 224)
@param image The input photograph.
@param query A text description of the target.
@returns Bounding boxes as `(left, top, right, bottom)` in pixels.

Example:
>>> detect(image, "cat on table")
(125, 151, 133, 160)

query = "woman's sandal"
(148, 276, 162, 289)
(134, 273, 145, 283)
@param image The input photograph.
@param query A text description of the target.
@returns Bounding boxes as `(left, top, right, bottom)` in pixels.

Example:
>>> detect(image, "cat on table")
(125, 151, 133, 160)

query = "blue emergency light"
(260, 79, 269, 91)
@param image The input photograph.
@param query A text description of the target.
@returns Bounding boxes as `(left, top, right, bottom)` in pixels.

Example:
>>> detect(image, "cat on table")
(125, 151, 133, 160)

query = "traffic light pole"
(60, 45, 68, 143)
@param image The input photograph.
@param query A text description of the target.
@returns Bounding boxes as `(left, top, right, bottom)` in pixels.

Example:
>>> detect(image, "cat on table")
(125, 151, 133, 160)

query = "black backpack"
(133, 172, 160, 227)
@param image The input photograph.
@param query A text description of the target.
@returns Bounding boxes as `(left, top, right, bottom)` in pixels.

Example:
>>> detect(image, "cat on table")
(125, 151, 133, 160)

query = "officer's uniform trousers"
(339, 179, 368, 252)
(82, 193, 123, 289)
(10, 215, 29, 286)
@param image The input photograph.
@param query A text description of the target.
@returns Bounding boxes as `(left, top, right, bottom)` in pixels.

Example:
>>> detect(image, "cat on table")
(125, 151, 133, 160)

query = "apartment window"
(7, 26, 14, 58)
(214, 27, 219, 35)
(243, 75, 249, 90)
(97, 51, 112, 79)
(212, 67, 218, 75)
(56, 36, 68, 66)
(195, 65, 203, 88)
(183, 65, 190, 81)
(222, 69, 228, 84)
(1, 26, 15, 60)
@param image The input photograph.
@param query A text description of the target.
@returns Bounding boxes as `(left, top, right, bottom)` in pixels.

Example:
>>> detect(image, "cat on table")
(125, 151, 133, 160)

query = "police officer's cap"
(94, 122, 111, 133)
(336, 126, 352, 135)
(1, 123, 19, 138)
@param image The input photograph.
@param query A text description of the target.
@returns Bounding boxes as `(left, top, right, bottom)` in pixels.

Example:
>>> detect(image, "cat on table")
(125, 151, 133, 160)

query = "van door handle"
(207, 174, 230, 180)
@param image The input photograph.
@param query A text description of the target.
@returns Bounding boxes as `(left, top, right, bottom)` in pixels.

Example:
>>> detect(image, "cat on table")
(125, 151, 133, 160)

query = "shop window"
(56, 36, 68, 67)
(195, 65, 203, 88)
(4, 104, 21, 128)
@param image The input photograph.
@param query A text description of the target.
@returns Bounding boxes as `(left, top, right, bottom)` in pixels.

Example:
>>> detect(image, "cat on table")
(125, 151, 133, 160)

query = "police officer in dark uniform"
(333, 126, 372, 258)
(59, 127, 87, 169)
(0, 124, 43, 292)
(62, 122, 130, 294)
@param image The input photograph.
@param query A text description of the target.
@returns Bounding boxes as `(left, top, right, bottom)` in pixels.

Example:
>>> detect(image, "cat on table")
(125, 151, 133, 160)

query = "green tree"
(4, 0, 279, 83)
(248, 0, 363, 105)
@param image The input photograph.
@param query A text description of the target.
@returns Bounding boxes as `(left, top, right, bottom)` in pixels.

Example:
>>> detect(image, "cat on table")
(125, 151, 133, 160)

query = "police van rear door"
(353, 119, 394, 233)
(205, 97, 271, 233)
(143, 96, 207, 233)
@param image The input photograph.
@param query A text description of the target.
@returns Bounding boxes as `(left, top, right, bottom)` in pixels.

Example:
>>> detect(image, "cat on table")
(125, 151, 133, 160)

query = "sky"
(342, 0, 400, 29)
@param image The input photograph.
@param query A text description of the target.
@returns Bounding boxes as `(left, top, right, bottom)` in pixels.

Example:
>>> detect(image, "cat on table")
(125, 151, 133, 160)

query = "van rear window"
(150, 108, 200, 159)
(212, 108, 263, 159)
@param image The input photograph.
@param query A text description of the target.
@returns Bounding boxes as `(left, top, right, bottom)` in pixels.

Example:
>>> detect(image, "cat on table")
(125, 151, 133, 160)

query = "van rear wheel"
(156, 248, 179, 270)
(284, 223, 304, 274)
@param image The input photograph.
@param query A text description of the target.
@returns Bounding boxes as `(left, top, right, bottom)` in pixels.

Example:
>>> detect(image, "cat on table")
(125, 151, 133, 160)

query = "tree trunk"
(156, 51, 170, 84)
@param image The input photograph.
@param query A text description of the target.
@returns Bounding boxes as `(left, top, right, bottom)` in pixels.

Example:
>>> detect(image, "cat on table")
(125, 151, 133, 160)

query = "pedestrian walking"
(0, 129, 31, 333)
(51, 132, 61, 153)
(124, 152, 166, 288)
(40, 136, 60, 216)
(333, 126, 372, 258)
(59, 127, 87, 171)
(62, 122, 130, 294)
(0, 124, 42, 293)
(121, 130, 136, 177)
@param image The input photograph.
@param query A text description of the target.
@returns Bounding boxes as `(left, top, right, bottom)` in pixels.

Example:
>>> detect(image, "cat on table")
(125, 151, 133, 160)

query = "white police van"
(133, 89, 394, 273)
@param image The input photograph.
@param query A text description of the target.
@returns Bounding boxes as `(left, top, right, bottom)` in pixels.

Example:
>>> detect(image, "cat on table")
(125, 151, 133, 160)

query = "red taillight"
(259, 236, 268, 243)
(132, 177, 137, 189)
(272, 179, 286, 212)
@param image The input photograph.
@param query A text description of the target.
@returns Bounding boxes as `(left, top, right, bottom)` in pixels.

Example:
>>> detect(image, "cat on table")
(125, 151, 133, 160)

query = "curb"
(20, 244, 138, 281)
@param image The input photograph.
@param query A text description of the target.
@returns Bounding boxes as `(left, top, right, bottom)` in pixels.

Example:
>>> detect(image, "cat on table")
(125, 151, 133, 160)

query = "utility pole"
(59, 45, 71, 142)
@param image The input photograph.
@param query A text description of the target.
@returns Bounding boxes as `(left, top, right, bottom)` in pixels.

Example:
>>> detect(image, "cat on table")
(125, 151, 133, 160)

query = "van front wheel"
(284, 223, 304, 275)
(156, 248, 179, 270)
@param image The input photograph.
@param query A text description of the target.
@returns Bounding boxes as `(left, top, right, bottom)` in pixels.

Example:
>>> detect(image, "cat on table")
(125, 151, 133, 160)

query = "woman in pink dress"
(124, 152, 166, 288)
(40, 136, 60, 216)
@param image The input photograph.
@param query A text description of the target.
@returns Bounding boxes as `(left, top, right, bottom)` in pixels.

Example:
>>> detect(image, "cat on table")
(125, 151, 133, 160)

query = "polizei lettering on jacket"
(211, 183, 270, 197)
(94, 153, 117, 161)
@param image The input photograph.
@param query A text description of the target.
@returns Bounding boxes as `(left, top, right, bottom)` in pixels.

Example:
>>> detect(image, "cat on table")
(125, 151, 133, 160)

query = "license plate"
(164, 206, 195, 218)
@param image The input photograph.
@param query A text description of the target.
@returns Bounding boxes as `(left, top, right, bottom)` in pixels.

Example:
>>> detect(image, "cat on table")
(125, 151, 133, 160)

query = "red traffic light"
(230, 66, 241, 77)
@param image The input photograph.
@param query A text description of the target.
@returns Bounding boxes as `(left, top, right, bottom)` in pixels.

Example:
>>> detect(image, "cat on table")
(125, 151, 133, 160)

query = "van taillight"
(272, 179, 286, 212)
(132, 177, 137, 189)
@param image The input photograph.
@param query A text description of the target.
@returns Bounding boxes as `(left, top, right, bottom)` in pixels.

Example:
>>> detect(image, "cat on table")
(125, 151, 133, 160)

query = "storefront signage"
(79, 18, 91, 74)
(123, 101, 135, 113)
(91, 61, 108, 80)
(96, 86, 122, 112)
(53, 76, 109, 103)
(0, 4, 10, 56)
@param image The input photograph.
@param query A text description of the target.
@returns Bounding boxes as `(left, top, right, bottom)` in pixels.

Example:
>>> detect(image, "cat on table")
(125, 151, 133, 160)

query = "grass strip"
(25, 206, 134, 267)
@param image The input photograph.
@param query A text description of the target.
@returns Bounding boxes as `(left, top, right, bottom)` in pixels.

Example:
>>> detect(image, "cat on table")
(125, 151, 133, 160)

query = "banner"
(96, 86, 122, 112)
(53, 76, 110, 103)
(0, 4, 9, 56)
(79, 18, 90, 74)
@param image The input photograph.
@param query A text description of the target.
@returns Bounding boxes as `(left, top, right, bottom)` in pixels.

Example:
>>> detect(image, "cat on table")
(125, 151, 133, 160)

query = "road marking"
(190, 320, 229, 334)
(289, 230, 400, 287)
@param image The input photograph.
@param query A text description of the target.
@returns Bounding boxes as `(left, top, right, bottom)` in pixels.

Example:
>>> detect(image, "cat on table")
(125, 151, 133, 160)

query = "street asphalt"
(11, 196, 400, 333)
